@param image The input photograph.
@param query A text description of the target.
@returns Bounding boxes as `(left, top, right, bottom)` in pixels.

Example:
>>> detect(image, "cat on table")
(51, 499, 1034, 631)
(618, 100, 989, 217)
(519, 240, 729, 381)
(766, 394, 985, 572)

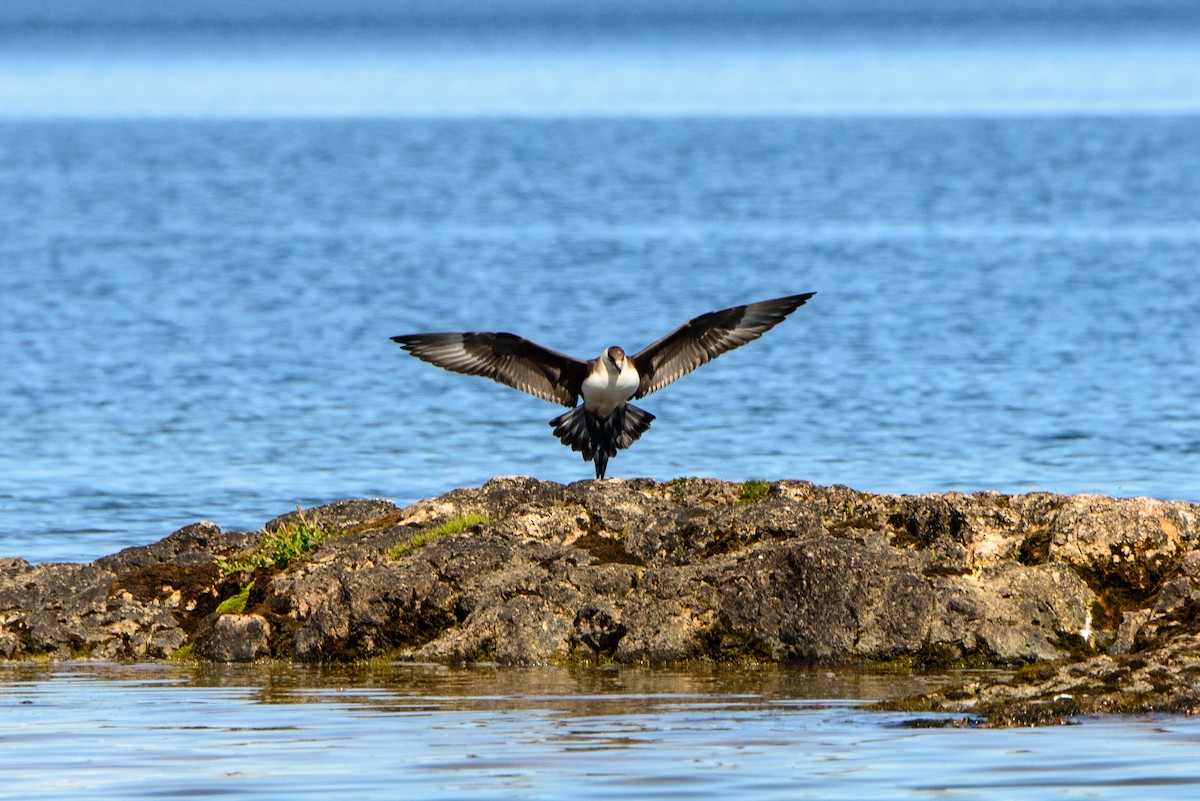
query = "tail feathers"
(616, 404, 654, 449)
(549, 404, 655, 479)
(550, 407, 594, 457)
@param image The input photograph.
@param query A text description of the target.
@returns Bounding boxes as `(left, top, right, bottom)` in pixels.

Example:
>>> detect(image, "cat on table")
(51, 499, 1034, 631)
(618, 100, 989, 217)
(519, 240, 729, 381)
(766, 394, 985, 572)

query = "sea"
(2, 1, 1200, 796)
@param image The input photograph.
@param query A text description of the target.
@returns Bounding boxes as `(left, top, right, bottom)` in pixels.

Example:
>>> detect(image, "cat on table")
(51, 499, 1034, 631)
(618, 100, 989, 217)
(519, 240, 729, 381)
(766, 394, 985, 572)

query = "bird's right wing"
(392, 332, 588, 407)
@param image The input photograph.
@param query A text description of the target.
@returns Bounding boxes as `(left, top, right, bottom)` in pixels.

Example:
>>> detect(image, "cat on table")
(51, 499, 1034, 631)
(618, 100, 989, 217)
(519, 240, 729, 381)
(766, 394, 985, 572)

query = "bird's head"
(605, 346, 626, 368)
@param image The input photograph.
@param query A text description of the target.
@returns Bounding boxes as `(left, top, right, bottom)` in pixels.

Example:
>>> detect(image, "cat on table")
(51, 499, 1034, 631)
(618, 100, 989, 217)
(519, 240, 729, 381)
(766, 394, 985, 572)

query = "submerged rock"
(2, 477, 1198, 723)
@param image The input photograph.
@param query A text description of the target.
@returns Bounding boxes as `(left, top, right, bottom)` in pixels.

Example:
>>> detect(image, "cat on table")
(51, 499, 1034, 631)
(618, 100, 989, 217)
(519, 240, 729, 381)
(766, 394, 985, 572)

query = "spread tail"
(549, 404, 655, 479)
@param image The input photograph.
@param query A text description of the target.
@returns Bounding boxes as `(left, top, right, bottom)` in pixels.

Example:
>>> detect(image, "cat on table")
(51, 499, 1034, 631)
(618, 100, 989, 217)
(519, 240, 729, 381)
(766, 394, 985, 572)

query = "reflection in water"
(0, 659, 955, 710)
(3, 662, 1200, 799)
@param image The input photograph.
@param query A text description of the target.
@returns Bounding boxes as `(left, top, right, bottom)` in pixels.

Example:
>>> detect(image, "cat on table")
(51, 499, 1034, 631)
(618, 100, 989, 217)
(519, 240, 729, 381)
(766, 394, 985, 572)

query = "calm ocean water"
(4, 114, 1199, 563)
(2, 5, 1200, 794)
(5, 662, 1200, 801)
(1, 2, 1199, 564)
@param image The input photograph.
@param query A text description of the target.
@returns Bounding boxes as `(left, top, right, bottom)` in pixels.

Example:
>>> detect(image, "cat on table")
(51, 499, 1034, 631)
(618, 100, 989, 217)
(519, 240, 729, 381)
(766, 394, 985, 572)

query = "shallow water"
(3, 663, 1200, 800)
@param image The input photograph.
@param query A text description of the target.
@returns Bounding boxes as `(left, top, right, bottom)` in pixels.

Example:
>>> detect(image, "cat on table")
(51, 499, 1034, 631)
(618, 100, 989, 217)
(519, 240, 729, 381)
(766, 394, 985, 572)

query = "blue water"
(4, 663, 1200, 800)
(5, 114, 1199, 563)
(0, 2, 1198, 568)
(2, 0, 1200, 117)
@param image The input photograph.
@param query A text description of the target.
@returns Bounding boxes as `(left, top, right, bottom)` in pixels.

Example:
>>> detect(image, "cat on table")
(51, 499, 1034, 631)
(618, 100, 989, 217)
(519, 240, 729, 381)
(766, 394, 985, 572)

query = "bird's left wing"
(630, 293, 815, 399)
(392, 332, 588, 407)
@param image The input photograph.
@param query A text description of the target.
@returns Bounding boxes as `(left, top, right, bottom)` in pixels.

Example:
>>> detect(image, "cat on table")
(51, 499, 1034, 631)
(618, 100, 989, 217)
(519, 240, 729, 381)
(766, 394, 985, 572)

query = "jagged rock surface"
(881, 545, 1200, 725)
(2, 478, 1197, 706)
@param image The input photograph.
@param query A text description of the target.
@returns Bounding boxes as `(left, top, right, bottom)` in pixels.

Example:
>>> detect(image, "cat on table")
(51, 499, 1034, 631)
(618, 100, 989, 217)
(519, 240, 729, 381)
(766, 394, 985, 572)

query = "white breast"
(581, 360, 640, 417)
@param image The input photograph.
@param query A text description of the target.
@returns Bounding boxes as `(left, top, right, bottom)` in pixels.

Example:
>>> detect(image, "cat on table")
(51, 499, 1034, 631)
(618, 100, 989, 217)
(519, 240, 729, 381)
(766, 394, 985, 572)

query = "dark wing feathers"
(394, 292, 814, 406)
(391, 332, 587, 407)
(630, 292, 815, 399)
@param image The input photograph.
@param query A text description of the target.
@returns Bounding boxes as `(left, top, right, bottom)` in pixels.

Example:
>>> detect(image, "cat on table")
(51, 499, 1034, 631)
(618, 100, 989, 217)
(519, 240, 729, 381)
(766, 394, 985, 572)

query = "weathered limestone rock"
(926, 562, 1094, 663)
(0, 560, 191, 659)
(0, 516, 265, 660)
(94, 521, 230, 573)
(880, 537, 1200, 725)
(197, 614, 272, 663)
(2, 476, 1199, 726)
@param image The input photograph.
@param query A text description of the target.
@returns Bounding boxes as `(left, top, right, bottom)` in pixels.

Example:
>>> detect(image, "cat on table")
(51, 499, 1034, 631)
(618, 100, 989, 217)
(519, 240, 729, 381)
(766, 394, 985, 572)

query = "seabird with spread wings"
(392, 292, 815, 479)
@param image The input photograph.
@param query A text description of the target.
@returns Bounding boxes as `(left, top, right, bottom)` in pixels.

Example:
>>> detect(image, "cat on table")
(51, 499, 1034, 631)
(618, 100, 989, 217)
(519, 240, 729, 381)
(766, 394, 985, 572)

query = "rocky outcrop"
(2, 477, 1198, 723)
(879, 541, 1200, 725)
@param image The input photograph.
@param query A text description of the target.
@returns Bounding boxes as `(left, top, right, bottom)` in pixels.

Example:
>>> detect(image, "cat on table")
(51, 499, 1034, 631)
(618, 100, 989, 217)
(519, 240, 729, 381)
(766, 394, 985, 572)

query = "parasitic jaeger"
(392, 292, 815, 479)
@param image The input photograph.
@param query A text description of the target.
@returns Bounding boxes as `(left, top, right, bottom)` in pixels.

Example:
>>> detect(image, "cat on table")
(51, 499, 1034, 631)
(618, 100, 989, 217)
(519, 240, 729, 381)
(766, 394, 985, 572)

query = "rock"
(3, 477, 1200, 726)
(881, 528, 1200, 725)
(197, 614, 272, 662)
(94, 521, 243, 573)
(1110, 609, 1152, 655)
(263, 498, 399, 533)
(232, 479, 1182, 670)
(927, 562, 1094, 663)
(880, 630, 1200, 726)
(0, 560, 189, 659)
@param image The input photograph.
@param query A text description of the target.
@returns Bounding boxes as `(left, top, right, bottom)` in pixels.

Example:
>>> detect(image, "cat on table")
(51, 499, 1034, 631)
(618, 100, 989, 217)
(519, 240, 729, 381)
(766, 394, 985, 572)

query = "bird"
(391, 292, 815, 480)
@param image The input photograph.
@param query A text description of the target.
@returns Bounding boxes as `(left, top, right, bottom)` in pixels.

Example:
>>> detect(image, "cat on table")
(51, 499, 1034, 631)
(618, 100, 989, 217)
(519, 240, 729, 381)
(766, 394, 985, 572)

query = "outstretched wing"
(630, 293, 815, 399)
(392, 332, 588, 407)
